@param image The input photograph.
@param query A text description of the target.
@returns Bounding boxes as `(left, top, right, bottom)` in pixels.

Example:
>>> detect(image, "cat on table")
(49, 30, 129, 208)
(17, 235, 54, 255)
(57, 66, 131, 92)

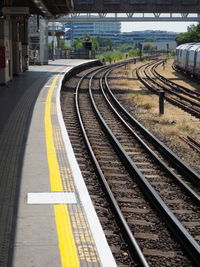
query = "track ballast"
(61, 61, 200, 267)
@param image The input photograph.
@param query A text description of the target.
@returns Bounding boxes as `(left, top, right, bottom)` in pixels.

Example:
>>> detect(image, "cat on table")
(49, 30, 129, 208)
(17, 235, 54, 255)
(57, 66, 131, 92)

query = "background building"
(120, 30, 177, 50)
(40, 18, 178, 62)
(64, 19, 177, 50)
(64, 20, 121, 40)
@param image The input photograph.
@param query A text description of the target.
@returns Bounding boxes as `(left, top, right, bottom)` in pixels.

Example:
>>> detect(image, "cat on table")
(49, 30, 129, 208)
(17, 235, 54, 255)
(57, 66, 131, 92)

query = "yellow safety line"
(45, 70, 79, 267)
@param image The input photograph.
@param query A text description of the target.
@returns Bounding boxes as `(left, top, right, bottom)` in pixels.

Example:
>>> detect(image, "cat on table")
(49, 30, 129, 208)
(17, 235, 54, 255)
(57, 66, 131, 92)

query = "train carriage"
(175, 43, 200, 78)
(194, 46, 200, 74)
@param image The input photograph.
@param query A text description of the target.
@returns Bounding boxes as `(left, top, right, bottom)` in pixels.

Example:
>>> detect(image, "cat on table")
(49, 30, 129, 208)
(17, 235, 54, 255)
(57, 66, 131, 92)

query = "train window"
(182, 0, 198, 5)
(156, 0, 172, 4)
(104, 0, 120, 4)
(130, 0, 146, 4)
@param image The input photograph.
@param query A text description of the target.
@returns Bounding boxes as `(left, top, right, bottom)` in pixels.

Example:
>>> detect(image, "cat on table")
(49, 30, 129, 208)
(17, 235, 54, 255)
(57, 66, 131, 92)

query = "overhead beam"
(73, 0, 200, 13)
(2, 6, 29, 15)
(50, 13, 200, 22)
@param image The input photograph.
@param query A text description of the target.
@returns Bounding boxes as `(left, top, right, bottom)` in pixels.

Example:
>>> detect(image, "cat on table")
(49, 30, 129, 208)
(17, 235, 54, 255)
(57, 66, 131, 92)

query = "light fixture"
(32, 0, 52, 17)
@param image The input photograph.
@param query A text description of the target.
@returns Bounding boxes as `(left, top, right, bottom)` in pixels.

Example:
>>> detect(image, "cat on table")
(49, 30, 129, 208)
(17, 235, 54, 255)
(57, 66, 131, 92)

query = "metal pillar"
(12, 16, 22, 75)
(0, 16, 12, 85)
(20, 16, 29, 71)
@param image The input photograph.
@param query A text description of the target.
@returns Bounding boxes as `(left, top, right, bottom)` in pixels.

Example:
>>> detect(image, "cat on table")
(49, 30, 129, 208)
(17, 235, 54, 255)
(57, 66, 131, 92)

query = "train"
(174, 43, 200, 78)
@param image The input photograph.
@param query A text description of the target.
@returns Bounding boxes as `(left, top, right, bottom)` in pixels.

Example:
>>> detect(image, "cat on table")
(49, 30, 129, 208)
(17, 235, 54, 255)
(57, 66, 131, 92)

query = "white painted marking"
(27, 192, 77, 204)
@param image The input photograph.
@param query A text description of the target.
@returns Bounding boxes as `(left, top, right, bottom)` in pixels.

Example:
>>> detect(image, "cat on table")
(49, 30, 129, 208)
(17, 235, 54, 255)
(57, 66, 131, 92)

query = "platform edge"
(56, 66, 117, 267)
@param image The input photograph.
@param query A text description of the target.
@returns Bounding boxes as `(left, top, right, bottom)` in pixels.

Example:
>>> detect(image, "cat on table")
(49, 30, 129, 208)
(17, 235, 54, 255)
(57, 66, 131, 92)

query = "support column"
(0, 16, 12, 85)
(12, 16, 22, 75)
(19, 16, 29, 71)
(39, 17, 48, 64)
(28, 15, 48, 65)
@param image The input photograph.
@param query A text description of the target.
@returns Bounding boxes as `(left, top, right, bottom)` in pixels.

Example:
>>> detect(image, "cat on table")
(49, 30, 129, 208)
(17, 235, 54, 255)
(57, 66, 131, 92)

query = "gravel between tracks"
(61, 70, 134, 266)
(61, 66, 197, 266)
(108, 59, 200, 174)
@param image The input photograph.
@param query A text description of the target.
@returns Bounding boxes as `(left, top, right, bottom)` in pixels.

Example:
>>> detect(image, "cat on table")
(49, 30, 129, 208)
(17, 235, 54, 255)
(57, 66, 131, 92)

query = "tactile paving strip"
(51, 84, 101, 265)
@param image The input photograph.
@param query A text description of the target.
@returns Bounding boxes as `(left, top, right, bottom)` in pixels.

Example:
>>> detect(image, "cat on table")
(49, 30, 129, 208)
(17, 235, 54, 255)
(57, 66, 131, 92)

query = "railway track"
(173, 63, 200, 84)
(154, 61, 200, 99)
(136, 60, 200, 118)
(180, 136, 200, 153)
(61, 62, 200, 266)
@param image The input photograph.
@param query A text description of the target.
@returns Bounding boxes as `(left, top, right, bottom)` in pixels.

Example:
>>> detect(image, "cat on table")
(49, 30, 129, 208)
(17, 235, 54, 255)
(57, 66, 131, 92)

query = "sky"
(121, 21, 197, 33)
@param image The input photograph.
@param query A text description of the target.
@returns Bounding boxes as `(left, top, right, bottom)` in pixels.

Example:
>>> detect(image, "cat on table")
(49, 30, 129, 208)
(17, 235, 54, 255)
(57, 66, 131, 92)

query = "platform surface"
(0, 59, 116, 267)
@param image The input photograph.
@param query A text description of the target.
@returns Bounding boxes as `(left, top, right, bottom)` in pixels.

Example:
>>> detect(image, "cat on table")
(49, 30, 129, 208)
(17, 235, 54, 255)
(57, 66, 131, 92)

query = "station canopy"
(6, 0, 73, 17)
(3, 0, 200, 17)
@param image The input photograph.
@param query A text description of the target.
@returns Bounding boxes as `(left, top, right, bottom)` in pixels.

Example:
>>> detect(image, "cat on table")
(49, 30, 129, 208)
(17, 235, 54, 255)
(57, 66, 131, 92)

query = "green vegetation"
(96, 50, 124, 63)
(179, 120, 191, 132)
(143, 43, 157, 52)
(48, 41, 72, 50)
(59, 40, 71, 50)
(96, 47, 145, 63)
(81, 35, 115, 50)
(91, 37, 100, 50)
(48, 43, 52, 50)
(175, 23, 200, 45)
(129, 93, 153, 110)
(128, 49, 142, 57)
(73, 38, 83, 50)
(119, 44, 133, 51)
(96, 46, 143, 63)
(165, 53, 173, 60)
(67, 33, 148, 61)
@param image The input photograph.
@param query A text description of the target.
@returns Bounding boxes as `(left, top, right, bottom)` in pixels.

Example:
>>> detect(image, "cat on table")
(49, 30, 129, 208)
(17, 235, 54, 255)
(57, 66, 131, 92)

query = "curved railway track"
(61, 62, 200, 266)
(154, 61, 200, 99)
(136, 60, 200, 118)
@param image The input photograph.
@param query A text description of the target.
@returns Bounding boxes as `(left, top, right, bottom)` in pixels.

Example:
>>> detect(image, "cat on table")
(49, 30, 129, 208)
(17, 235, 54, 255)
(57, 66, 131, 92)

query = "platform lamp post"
(166, 43, 169, 55)
(51, 22, 55, 61)
(70, 26, 73, 46)
(71, 26, 77, 46)
(51, 39, 54, 60)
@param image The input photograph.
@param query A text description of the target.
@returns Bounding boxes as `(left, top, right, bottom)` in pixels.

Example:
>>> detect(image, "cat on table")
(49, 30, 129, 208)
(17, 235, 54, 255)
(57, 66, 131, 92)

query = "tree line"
(175, 23, 200, 45)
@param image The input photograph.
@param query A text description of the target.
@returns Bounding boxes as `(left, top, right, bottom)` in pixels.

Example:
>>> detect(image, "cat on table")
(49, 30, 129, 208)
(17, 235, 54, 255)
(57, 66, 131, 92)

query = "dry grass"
(109, 60, 200, 173)
(136, 95, 197, 136)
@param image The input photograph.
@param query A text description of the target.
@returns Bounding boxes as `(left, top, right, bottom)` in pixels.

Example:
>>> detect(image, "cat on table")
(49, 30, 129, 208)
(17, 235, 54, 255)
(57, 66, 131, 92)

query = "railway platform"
(0, 59, 116, 267)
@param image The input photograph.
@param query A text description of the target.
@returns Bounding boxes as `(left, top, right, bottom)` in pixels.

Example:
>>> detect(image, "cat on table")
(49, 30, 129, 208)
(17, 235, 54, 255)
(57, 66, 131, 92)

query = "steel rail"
(136, 63, 200, 118)
(151, 61, 200, 105)
(144, 62, 200, 116)
(180, 136, 200, 154)
(87, 65, 200, 266)
(75, 65, 149, 267)
(107, 63, 200, 186)
(101, 70, 200, 204)
(144, 63, 200, 109)
(187, 136, 200, 149)
(153, 61, 200, 99)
